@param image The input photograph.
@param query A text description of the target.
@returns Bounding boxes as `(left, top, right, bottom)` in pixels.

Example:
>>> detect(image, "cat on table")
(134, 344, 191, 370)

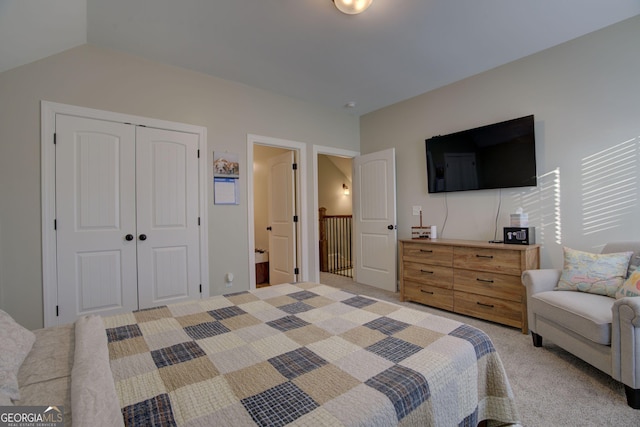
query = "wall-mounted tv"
(426, 115, 537, 193)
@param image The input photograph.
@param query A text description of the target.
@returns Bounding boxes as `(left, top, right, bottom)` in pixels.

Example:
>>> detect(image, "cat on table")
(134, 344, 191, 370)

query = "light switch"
(412, 206, 422, 216)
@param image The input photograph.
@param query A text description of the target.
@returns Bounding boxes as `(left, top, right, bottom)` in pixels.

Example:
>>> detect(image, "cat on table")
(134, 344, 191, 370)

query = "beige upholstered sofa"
(521, 242, 640, 409)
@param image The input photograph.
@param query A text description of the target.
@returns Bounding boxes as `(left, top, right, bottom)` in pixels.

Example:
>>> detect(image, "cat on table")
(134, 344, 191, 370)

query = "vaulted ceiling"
(2, 1, 639, 115)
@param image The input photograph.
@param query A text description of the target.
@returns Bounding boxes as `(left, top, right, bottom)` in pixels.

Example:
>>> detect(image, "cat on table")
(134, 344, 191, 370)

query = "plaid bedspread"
(103, 282, 520, 426)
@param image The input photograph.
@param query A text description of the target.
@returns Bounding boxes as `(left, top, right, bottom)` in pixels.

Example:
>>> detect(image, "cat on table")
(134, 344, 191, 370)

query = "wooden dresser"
(399, 238, 540, 333)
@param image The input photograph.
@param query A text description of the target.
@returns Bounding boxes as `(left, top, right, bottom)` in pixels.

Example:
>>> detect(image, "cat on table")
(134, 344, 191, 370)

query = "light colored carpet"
(319, 273, 640, 427)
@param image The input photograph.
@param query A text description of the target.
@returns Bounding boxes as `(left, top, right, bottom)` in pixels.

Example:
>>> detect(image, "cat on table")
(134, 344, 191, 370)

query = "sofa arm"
(611, 297, 640, 387)
(521, 269, 561, 296)
(521, 269, 561, 334)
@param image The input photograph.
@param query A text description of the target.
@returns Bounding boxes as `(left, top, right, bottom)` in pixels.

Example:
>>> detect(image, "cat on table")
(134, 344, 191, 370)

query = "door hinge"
(294, 268, 299, 275)
(53, 133, 57, 144)
(293, 215, 298, 223)
(54, 219, 57, 230)
(56, 305, 59, 317)
(198, 217, 200, 226)
(199, 284, 202, 293)
(197, 149, 200, 158)
(292, 163, 298, 170)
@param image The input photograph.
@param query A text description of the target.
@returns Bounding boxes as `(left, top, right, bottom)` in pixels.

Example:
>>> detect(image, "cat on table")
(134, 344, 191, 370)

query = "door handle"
(387, 224, 395, 230)
(125, 234, 134, 241)
(266, 226, 272, 231)
(139, 234, 147, 241)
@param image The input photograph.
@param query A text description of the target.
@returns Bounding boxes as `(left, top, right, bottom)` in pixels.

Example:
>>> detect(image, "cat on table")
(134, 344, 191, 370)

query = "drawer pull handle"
(476, 302, 494, 308)
(420, 249, 433, 253)
(476, 278, 494, 283)
(476, 254, 494, 259)
(420, 269, 434, 274)
(420, 290, 434, 295)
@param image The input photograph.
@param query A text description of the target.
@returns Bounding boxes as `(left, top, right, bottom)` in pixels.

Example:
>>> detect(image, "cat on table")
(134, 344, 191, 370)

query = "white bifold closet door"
(55, 115, 200, 324)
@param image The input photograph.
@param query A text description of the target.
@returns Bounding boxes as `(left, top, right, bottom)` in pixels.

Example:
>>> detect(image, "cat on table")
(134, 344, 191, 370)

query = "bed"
(8, 282, 520, 426)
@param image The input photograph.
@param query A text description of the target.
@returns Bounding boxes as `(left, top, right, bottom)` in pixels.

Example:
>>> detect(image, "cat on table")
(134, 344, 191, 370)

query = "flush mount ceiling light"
(333, 0, 373, 15)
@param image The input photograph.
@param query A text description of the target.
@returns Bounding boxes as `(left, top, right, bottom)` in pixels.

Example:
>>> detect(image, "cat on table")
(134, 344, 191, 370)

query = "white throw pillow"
(0, 309, 36, 400)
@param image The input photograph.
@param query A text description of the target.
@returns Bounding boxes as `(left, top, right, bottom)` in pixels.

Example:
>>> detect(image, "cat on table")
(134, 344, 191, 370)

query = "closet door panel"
(153, 247, 189, 299)
(136, 127, 201, 308)
(55, 115, 138, 324)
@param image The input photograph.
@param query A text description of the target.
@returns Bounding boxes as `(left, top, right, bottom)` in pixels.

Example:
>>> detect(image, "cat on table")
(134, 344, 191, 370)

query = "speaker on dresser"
(503, 227, 535, 245)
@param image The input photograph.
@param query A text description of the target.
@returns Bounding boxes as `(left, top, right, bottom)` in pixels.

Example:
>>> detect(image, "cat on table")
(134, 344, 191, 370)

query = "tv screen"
(426, 115, 536, 193)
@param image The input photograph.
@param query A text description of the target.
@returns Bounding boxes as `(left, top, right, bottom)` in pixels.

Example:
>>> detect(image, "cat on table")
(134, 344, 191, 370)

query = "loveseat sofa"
(521, 242, 640, 409)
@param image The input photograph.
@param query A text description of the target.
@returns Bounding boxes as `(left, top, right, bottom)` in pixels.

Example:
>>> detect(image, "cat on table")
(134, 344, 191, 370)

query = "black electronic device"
(426, 115, 537, 193)
(503, 227, 535, 245)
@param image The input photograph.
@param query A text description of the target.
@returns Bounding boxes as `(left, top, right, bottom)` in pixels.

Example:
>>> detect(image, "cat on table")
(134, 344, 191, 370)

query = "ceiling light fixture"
(333, 0, 372, 15)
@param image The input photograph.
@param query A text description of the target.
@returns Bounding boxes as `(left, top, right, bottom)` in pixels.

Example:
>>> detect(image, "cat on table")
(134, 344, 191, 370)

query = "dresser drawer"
(453, 247, 521, 275)
(453, 269, 523, 302)
(399, 239, 537, 334)
(403, 242, 453, 267)
(403, 261, 453, 289)
(453, 291, 522, 329)
(404, 281, 454, 311)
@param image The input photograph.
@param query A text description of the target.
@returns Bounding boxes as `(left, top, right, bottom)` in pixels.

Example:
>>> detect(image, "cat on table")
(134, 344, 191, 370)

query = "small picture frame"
(213, 152, 239, 178)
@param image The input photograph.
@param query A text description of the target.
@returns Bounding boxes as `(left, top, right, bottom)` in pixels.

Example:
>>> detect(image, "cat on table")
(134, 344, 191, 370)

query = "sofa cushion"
(556, 247, 632, 297)
(0, 309, 36, 400)
(602, 241, 640, 278)
(530, 291, 614, 345)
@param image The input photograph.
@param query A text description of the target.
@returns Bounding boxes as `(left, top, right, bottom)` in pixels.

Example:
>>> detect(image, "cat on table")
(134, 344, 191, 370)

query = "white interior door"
(268, 151, 297, 285)
(55, 116, 202, 324)
(353, 148, 397, 291)
(55, 115, 139, 324)
(136, 127, 201, 308)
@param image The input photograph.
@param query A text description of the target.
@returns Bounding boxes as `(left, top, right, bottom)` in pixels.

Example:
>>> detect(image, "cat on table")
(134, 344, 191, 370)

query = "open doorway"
(318, 154, 353, 281)
(313, 147, 398, 292)
(253, 145, 297, 287)
(247, 134, 308, 290)
(313, 145, 359, 288)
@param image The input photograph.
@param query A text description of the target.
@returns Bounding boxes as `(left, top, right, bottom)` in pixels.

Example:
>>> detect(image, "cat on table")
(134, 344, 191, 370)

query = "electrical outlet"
(412, 206, 422, 216)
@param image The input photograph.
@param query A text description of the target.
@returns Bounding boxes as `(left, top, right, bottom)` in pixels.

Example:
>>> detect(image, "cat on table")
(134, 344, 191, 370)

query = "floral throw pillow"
(555, 247, 632, 298)
(616, 270, 640, 299)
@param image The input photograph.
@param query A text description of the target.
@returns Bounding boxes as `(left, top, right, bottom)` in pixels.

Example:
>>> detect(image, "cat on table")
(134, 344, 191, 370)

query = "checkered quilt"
(103, 282, 520, 426)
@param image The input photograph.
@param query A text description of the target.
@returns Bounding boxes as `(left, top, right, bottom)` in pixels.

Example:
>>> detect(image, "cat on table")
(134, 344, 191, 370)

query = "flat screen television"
(426, 115, 537, 193)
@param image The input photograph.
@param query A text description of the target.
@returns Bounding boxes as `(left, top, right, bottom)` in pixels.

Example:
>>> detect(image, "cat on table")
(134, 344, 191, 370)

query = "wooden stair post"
(319, 207, 328, 272)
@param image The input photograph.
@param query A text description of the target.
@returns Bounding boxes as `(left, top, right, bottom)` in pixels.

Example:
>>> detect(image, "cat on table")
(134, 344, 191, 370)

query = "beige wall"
(4, 16, 639, 329)
(0, 44, 359, 329)
(318, 155, 353, 216)
(361, 15, 640, 269)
